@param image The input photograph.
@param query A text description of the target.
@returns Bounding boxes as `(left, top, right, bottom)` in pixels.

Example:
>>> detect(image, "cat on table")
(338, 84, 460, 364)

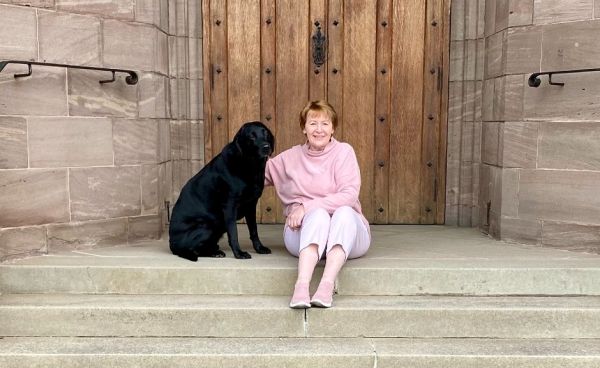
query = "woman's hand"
(286, 204, 305, 231)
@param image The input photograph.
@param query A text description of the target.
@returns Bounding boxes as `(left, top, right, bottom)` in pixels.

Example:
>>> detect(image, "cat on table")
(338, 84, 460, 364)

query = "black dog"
(169, 121, 274, 261)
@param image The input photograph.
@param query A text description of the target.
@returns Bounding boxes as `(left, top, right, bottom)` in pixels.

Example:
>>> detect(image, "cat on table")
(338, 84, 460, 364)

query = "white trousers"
(283, 206, 371, 260)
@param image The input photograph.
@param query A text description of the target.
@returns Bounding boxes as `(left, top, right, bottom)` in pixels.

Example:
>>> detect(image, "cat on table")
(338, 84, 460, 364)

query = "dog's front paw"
(252, 240, 271, 254)
(234, 250, 252, 259)
(254, 245, 272, 254)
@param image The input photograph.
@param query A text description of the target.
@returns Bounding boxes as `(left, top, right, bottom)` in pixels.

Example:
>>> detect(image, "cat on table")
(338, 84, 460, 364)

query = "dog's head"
(233, 121, 275, 159)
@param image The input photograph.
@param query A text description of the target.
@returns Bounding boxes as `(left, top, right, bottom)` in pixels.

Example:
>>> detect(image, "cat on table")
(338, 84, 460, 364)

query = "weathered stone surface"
(0, 169, 69, 227)
(0, 5, 36, 60)
(539, 122, 600, 170)
(509, 0, 534, 26)
(47, 219, 128, 252)
(482, 122, 500, 165)
(481, 78, 494, 121)
(28, 117, 113, 168)
(138, 73, 169, 119)
(56, 0, 134, 20)
(451, 0, 465, 41)
(465, 0, 479, 39)
(542, 19, 600, 70)
(501, 168, 519, 217)
(448, 82, 463, 125)
(38, 11, 100, 66)
(0, 116, 27, 169)
(502, 121, 538, 168)
(68, 69, 137, 117)
(128, 215, 161, 242)
(171, 160, 192, 199)
(0, 226, 46, 260)
(524, 73, 600, 121)
(141, 165, 159, 214)
(534, 0, 593, 24)
(503, 74, 525, 121)
(113, 119, 158, 165)
(190, 121, 204, 162)
(485, 0, 497, 37)
(103, 20, 166, 73)
(500, 216, 542, 245)
(542, 221, 600, 254)
(0, 65, 68, 116)
(70, 167, 141, 221)
(464, 40, 477, 82)
(519, 169, 600, 223)
(189, 79, 203, 120)
(158, 119, 171, 163)
(476, 39, 485, 81)
(495, 0, 509, 32)
(135, 0, 168, 31)
(450, 41, 465, 82)
(11, 0, 54, 7)
(505, 26, 541, 75)
(485, 31, 505, 79)
(170, 121, 191, 160)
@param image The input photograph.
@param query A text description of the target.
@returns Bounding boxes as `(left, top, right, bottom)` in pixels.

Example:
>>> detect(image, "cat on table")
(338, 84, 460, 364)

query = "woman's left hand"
(286, 204, 305, 231)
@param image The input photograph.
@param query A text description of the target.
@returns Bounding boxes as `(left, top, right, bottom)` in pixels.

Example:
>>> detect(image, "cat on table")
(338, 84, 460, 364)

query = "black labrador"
(169, 121, 274, 261)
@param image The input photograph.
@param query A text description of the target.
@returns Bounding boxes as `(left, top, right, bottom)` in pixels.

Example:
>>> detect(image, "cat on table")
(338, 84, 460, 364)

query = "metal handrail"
(0, 60, 138, 85)
(528, 68, 600, 87)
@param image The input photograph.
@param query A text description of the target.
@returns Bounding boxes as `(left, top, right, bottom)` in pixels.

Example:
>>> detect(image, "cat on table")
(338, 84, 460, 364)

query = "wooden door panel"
(389, 0, 426, 223)
(259, 0, 279, 223)
(203, 0, 449, 225)
(373, 0, 392, 224)
(342, 0, 377, 221)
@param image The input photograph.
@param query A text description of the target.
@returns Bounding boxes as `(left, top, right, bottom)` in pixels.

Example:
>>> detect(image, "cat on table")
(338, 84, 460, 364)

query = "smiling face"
(303, 110, 334, 151)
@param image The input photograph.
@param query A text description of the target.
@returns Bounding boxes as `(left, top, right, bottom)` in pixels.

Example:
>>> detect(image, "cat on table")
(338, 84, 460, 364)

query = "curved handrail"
(0, 60, 138, 85)
(528, 68, 600, 87)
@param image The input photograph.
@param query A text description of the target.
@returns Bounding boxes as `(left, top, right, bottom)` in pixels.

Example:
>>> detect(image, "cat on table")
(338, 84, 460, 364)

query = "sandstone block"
(0, 116, 28, 169)
(0, 169, 69, 227)
(28, 117, 113, 168)
(69, 166, 141, 221)
(38, 11, 100, 66)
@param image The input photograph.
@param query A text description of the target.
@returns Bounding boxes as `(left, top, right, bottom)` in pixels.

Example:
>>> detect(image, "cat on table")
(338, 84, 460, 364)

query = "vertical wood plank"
(260, 0, 280, 223)
(374, 0, 392, 224)
(436, 0, 451, 224)
(342, 0, 377, 222)
(202, 0, 213, 160)
(389, 0, 426, 223)
(276, 0, 310, 223)
(420, 0, 444, 223)
(227, 0, 261, 136)
(209, 0, 229, 158)
(327, 0, 344, 138)
(309, 0, 327, 100)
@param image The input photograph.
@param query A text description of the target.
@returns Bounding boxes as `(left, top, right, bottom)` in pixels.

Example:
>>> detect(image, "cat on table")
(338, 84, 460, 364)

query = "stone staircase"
(1, 225, 600, 367)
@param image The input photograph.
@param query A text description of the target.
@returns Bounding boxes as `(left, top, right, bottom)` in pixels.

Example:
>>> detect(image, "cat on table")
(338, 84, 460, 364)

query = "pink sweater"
(265, 138, 368, 228)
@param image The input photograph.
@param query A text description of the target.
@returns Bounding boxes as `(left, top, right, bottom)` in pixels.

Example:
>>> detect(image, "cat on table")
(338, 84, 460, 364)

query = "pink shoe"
(289, 282, 311, 309)
(311, 280, 334, 308)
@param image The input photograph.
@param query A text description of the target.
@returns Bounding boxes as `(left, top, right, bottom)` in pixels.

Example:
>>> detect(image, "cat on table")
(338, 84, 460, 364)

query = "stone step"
(1, 294, 599, 338)
(1, 337, 599, 368)
(2, 244, 600, 296)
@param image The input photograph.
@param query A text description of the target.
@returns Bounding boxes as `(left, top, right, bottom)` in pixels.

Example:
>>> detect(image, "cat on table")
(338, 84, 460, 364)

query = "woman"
(265, 100, 371, 308)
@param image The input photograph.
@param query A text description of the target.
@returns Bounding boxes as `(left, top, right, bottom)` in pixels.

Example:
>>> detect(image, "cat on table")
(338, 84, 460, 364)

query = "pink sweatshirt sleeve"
(301, 145, 361, 214)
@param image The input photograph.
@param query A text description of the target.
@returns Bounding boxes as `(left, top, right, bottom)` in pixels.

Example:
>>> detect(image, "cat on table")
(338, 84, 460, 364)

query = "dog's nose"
(261, 144, 272, 155)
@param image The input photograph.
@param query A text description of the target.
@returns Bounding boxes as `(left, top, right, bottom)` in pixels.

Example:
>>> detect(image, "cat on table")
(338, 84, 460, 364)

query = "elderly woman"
(265, 100, 371, 308)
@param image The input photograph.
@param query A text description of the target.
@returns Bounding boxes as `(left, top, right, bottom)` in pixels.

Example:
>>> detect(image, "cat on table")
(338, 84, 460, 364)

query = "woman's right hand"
(286, 204, 305, 231)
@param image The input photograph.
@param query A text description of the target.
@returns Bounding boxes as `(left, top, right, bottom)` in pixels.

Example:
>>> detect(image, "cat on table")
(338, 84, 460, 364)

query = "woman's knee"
(332, 205, 357, 220)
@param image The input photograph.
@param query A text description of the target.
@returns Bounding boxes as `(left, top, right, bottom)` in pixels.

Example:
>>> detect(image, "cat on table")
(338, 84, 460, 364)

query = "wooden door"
(202, 0, 449, 224)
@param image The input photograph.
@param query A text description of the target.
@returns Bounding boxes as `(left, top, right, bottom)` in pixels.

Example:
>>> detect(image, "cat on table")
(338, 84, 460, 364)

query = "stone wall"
(450, 0, 600, 254)
(0, 0, 203, 260)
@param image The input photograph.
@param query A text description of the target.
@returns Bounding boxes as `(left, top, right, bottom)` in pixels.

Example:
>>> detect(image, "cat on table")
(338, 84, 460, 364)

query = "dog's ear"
(232, 123, 251, 153)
